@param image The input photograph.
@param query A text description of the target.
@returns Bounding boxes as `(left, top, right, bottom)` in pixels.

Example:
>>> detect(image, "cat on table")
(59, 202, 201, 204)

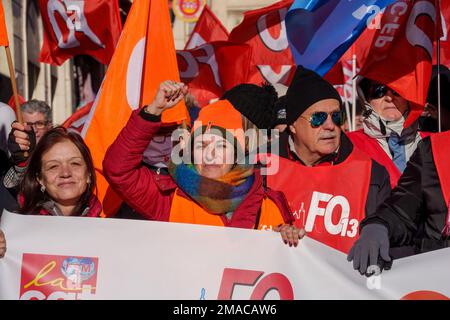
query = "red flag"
(359, 0, 440, 127)
(177, 41, 252, 106)
(62, 101, 93, 133)
(82, 0, 189, 216)
(184, 5, 229, 50)
(0, 2, 9, 46)
(7, 94, 26, 114)
(434, 1, 450, 67)
(228, 0, 296, 87)
(38, 0, 122, 66)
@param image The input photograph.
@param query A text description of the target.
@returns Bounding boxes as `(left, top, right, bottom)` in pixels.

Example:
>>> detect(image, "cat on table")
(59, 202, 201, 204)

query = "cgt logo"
(217, 268, 294, 300)
(19, 253, 98, 300)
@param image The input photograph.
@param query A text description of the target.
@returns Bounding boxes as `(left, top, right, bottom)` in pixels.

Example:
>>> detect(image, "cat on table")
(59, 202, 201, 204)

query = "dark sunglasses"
(369, 84, 400, 99)
(300, 111, 346, 128)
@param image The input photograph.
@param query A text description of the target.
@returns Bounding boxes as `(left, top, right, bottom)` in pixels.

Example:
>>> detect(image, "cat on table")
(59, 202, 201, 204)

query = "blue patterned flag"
(286, 0, 396, 76)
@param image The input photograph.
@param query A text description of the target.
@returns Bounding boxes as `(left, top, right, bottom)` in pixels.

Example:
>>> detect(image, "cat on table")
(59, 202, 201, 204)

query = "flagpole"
(343, 85, 353, 132)
(437, 0, 442, 132)
(4, 46, 23, 123)
(352, 53, 357, 131)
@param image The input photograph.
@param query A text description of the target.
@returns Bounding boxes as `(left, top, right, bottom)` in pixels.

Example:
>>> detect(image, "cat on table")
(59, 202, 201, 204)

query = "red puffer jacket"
(103, 110, 293, 228)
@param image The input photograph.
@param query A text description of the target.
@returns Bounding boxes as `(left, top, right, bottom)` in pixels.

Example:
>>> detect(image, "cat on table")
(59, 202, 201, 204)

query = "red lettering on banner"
(217, 268, 294, 300)
(401, 290, 450, 300)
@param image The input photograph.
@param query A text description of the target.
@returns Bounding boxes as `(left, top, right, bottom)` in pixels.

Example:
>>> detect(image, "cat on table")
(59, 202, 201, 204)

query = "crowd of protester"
(1, 65, 450, 278)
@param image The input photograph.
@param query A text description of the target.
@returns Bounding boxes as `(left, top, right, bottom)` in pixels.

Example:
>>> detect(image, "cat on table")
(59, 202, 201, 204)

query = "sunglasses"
(300, 111, 346, 128)
(369, 85, 400, 99)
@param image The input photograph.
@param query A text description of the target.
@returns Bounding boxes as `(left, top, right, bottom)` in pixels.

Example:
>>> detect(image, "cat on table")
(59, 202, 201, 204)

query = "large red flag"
(184, 5, 229, 50)
(359, 0, 440, 127)
(228, 0, 296, 87)
(0, 2, 8, 46)
(82, 0, 189, 216)
(177, 41, 252, 106)
(38, 0, 122, 66)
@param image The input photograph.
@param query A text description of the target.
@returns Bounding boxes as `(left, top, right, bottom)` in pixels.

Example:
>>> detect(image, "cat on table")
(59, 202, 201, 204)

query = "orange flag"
(82, 0, 189, 217)
(0, 2, 9, 47)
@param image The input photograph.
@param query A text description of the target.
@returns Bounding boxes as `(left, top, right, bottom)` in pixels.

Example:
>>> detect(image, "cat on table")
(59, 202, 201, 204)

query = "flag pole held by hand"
(5, 46, 28, 157)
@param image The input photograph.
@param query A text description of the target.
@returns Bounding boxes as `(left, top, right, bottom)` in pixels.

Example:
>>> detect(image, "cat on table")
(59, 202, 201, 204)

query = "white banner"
(0, 210, 449, 300)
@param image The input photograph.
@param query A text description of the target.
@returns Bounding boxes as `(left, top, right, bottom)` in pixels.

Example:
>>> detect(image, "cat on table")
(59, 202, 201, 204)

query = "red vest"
(266, 147, 372, 253)
(431, 131, 450, 207)
(347, 130, 431, 188)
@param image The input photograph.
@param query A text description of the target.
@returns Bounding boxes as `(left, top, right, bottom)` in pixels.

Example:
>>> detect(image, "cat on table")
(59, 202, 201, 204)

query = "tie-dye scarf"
(168, 161, 254, 214)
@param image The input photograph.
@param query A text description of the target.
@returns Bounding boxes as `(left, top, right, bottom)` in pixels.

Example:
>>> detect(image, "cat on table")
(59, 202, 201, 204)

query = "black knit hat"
(286, 66, 342, 125)
(221, 83, 278, 129)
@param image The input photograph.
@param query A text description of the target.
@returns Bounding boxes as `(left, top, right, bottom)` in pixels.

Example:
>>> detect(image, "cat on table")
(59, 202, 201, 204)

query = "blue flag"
(286, 0, 396, 76)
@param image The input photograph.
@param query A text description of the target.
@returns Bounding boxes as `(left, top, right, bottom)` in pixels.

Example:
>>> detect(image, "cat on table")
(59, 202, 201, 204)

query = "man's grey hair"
(20, 99, 52, 123)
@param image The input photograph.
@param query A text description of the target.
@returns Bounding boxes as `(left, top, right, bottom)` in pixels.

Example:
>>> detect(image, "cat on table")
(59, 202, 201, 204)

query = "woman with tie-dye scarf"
(104, 81, 304, 247)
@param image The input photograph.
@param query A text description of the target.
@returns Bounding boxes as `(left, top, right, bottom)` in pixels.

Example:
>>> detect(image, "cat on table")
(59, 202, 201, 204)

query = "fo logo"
(304, 191, 359, 238)
(19, 253, 99, 300)
(217, 268, 294, 300)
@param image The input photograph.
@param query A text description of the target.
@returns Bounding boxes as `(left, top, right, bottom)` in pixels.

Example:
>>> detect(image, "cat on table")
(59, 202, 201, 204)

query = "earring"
(40, 185, 46, 193)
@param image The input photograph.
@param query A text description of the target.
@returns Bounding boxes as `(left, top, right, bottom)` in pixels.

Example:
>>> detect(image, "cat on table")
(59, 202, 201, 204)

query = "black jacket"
(278, 132, 392, 218)
(361, 136, 449, 254)
(0, 150, 19, 215)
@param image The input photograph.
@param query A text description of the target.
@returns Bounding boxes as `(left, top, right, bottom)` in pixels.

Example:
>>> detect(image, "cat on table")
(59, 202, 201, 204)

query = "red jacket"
(103, 110, 293, 228)
(18, 194, 101, 217)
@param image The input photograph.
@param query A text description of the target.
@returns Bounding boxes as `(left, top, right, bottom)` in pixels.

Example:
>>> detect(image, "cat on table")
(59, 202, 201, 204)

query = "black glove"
(347, 223, 392, 276)
(8, 124, 36, 165)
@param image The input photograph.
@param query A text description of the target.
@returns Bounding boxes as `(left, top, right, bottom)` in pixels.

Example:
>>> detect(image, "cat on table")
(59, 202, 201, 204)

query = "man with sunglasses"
(347, 77, 428, 189)
(267, 66, 391, 258)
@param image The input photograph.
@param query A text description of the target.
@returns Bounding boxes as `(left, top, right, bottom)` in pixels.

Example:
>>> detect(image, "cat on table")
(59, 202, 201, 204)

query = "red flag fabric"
(434, 1, 450, 67)
(7, 94, 26, 114)
(184, 5, 229, 50)
(359, 0, 440, 127)
(38, 0, 122, 66)
(62, 101, 93, 133)
(177, 41, 252, 106)
(82, 0, 189, 216)
(228, 0, 296, 87)
(0, 2, 9, 46)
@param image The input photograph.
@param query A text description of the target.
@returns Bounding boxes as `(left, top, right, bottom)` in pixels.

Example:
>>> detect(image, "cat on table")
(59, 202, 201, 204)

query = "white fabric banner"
(0, 210, 449, 300)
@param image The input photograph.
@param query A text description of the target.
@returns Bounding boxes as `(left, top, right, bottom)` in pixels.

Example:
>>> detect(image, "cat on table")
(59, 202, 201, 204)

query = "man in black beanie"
(266, 66, 392, 275)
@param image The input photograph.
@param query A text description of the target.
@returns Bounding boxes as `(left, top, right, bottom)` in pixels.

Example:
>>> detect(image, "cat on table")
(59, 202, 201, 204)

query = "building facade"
(172, 0, 279, 49)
